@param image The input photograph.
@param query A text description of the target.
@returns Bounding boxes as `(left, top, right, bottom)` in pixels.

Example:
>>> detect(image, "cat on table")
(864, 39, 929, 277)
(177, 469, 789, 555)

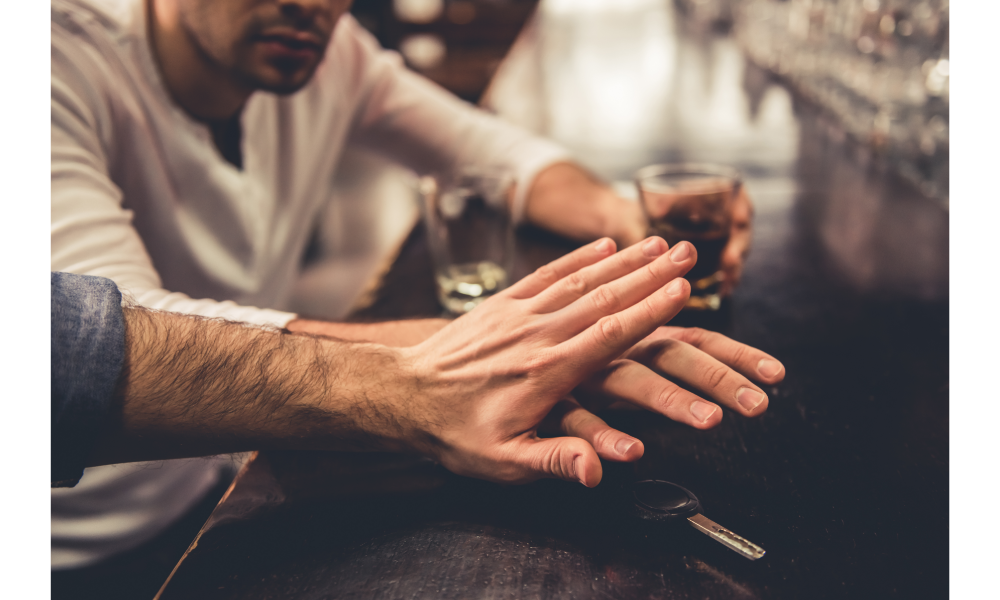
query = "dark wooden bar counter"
(157, 3, 948, 599)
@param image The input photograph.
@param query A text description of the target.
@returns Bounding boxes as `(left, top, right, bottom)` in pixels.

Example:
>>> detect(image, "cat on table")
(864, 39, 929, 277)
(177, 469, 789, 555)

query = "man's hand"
(534, 322, 784, 471)
(524, 162, 647, 248)
(572, 325, 785, 427)
(719, 186, 753, 297)
(394, 236, 699, 487)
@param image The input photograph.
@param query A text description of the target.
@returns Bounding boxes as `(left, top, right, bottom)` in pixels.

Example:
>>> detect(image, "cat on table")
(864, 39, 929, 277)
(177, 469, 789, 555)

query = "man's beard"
(187, 15, 331, 96)
(231, 55, 325, 95)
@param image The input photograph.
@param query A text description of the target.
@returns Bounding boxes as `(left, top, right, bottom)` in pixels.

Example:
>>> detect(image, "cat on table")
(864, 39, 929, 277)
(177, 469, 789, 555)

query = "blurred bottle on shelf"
(680, 0, 948, 203)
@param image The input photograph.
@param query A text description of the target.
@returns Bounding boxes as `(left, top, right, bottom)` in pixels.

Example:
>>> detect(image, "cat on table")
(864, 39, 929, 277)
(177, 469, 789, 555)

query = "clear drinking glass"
(419, 169, 515, 315)
(635, 163, 741, 311)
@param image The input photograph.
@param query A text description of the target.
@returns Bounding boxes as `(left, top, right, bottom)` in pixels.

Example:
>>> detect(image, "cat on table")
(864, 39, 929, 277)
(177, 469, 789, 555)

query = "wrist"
(303, 337, 439, 457)
(286, 318, 450, 347)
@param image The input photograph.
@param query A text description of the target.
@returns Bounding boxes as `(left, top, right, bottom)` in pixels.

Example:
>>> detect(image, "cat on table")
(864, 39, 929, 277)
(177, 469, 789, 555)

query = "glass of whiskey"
(635, 163, 741, 311)
(419, 168, 515, 315)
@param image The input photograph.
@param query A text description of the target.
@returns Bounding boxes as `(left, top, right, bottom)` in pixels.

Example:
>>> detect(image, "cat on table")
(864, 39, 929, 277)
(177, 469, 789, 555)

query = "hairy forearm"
(87, 308, 424, 467)
(285, 317, 449, 347)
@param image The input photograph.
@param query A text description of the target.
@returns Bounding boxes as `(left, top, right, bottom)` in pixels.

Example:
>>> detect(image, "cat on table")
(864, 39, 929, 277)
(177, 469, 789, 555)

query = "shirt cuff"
(51, 272, 127, 487)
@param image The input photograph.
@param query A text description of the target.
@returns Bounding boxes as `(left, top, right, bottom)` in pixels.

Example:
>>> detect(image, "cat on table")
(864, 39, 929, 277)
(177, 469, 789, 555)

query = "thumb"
(513, 435, 603, 487)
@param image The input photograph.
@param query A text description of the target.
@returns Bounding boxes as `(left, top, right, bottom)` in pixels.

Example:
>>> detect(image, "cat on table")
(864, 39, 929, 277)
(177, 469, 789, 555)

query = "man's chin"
(259, 78, 313, 95)
(238, 64, 320, 95)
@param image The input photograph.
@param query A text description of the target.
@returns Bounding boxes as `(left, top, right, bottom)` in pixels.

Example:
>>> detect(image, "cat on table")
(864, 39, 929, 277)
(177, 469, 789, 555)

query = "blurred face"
(176, 0, 354, 94)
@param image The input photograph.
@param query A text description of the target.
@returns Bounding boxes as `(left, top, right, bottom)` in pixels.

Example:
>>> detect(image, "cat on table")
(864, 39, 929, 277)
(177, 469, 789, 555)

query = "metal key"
(630, 479, 766, 560)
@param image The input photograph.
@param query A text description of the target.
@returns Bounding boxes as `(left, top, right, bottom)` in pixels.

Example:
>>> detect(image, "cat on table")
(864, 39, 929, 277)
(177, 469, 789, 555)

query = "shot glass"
(419, 168, 515, 315)
(635, 163, 741, 311)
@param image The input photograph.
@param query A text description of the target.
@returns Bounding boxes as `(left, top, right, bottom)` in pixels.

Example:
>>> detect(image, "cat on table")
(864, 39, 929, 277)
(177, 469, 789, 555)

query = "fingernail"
(666, 278, 686, 297)
(670, 242, 690, 262)
(690, 401, 717, 423)
(595, 238, 612, 254)
(757, 358, 783, 378)
(615, 438, 636, 457)
(737, 387, 765, 412)
(642, 237, 666, 257)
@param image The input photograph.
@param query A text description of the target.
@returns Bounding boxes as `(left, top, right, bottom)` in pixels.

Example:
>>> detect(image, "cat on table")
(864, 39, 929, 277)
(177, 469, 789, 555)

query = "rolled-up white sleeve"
(341, 17, 572, 224)
(51, 30, 296, 328)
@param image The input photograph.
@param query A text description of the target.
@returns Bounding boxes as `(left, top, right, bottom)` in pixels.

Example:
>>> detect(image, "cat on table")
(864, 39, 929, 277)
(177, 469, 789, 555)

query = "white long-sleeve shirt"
(51, 0, 569, 568)
(52, 0, 569, 326)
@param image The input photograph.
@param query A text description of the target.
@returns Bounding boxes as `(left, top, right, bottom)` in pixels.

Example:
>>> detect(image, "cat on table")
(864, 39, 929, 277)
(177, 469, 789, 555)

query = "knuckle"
(533, 264, 558, 286)
(532, 443, 562, 479)
(590, 359, 630, 384)
(640, 295, 660, 323)
(654, 338, 681, 355)
(644, 260, 663, 281)
(511, 320, 542, 342)
(729, 343, 750, 366)
(655, 386, 684, 412)
(702, 363, 730, 390)
(591, 285, 621, 313)
(636, 338, 678, 362)
(590, 426, 615, 450)
(596, 315, 625, 345)
(614, 251, 633, 271)
(523, 349, 557, 374)
(681, 327, 708, 346)
(701, 329, 721, 343)
(551, 451, 570, 480)
(564, 272, 589, 296)
(521, 350, 564, 375)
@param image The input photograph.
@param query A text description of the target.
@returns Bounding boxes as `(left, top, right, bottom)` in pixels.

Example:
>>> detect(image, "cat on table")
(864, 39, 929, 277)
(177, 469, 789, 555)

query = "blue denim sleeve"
(51, 272, 126, 487)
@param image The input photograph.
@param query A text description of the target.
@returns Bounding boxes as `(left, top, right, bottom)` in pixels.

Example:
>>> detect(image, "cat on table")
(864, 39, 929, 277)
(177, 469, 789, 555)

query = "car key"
(630, 479, 766, 560)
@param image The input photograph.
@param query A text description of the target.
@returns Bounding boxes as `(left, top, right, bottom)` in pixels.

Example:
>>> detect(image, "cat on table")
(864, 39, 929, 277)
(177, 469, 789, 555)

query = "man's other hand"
(719, 185, 753, 297)
(524, 162, 647, 248)
(571, 325, 784, 430)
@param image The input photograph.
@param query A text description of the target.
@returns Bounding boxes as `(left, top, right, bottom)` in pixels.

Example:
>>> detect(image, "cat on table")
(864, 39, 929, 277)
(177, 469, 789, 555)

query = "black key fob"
(630, 479, 701, 522)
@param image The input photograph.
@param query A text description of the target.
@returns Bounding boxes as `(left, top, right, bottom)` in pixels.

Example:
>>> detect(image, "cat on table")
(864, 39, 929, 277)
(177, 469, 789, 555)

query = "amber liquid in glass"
(638, 169, 737, 310)
(651, 215, 730, 284)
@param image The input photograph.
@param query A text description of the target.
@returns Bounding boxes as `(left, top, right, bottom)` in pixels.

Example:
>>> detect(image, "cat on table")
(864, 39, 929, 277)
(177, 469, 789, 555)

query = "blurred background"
(289, 0, 948, 320)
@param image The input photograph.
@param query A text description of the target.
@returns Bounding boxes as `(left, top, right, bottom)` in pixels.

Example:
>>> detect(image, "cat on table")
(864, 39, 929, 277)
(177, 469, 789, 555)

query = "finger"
(721, 222, 750, 273)
(505, 238, 616, 299)
(624, 339, 769, 417)
(530, 236, 669, 314)
(557, 274, 691, 372)
(554, 240, 695, 348)
(727, 187, 752, 263)
(718, 252, 743, 297)
(720, 189, 752, 296)
(540, 399, 644, 462)
(734, 185, 754, 222)
(578, 360, 724, 429)
(652, 327, 786, 384)
(508, 433, 604, 487)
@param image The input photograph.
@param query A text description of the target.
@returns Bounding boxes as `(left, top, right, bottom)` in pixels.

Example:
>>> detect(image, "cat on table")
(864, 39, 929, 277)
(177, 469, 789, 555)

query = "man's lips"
(255, 30, 326, 60)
